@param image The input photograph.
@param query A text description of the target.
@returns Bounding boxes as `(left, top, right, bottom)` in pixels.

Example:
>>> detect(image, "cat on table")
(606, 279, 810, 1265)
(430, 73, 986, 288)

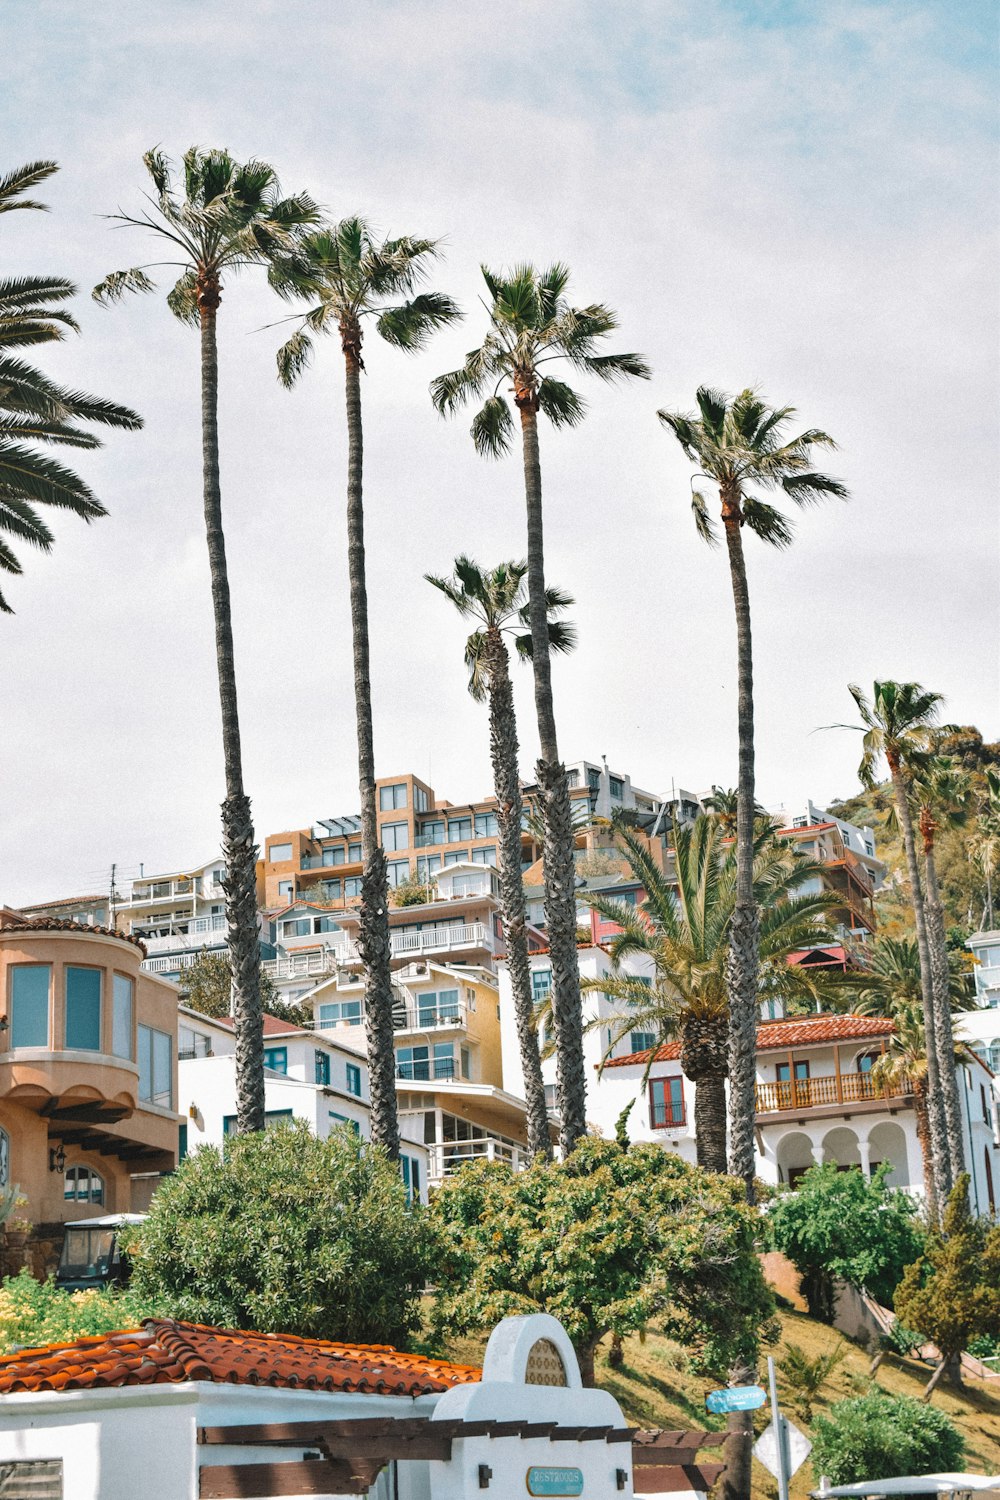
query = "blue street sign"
(706, 1384, 767, 1414)
(526, 1468, 585, 1497)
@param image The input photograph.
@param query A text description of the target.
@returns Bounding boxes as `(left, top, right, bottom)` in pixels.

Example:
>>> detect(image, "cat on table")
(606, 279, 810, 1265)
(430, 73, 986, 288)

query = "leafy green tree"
(271, 219, 460, 1159)
(894, 1173, 1000, 1392)
(388, 871, 435, 908)
(130, 1120, 439, 1347)
(843, 682, 961, 1206)
(427, 555, 575, 1161)
(811, 1389, 963, 1484)
(432, 264, 650, 1154)
(178, 948, 309, 1026)
(586, 816, 840, 1173)
(1, 160, 141, 612)
(430, 1136, 775, 1387)
(768, 1162, 925, 1322)
(0, 1269, 157, 1355)
(658, 388, 846, 1199)
(94, 148, 318, 1135)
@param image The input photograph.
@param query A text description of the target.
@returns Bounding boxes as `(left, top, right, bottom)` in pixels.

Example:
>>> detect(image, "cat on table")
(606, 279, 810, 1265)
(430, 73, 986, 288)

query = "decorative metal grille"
(525, 1338, 568, 1386)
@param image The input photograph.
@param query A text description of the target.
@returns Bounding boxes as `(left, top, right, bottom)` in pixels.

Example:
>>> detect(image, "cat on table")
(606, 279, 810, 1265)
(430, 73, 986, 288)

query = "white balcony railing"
(263, 950, 342, 981)
(426, 1136, 524, 1183)
(143, 952, 200, 974)
(136, 916, 228, 953)
(386, 923, 497, 961)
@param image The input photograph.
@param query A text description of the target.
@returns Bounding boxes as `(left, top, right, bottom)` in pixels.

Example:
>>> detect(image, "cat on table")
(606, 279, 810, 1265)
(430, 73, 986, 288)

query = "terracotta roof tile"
(0, 916, 146, 954)
(0, 1320, 481, 1397)
(603, 1013, 897, 1068)
(213, 1013, 303, 1037)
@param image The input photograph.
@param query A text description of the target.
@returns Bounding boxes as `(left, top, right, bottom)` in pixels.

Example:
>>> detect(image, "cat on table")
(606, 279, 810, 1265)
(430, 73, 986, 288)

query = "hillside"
(440, 1307, 1000, 1498)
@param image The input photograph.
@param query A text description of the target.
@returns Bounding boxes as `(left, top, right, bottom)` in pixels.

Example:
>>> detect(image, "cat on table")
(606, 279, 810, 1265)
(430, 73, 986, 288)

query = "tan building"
(0, 913, 179, 1246)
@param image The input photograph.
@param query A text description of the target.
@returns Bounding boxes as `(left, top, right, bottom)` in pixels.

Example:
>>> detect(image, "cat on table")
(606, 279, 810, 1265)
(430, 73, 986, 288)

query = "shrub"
(129, 1121, 439, 1347)
(0, 1270, 157, 1354)
(811, 1389, 964, 1485)
(430, 1136, 776, 1385)
(768, 1162, 924, 1321)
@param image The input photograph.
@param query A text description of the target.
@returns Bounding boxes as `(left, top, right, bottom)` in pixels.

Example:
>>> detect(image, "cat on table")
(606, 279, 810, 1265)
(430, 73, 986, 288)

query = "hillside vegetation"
(440, 1307, 1000, 1498)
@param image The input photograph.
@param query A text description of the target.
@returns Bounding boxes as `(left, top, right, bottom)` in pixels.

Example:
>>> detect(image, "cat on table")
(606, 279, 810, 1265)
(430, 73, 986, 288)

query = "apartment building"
(960, 929, 1000, 1075)
(776, 819, 881, 941)
(17, 894, 113, 929)
(0, 912, 180, 1256)
(176, 1008, 429, 1202)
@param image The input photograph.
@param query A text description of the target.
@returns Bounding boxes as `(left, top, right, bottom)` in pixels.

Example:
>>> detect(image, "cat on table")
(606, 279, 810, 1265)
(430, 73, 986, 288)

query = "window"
(282, 917, 311, 938)
(64, 1166, 104, 1204)
(138, 1025, 173, 1108)
(865, 841, 874, 856)
(330, 1111, 361, 1135)
(444, 850, 469, 866)
(264, 1046, 288, 1075)
(317, 1000, 362, 1027)
(857, 1053, 877, 1074)
(415, 786, 429, 813)
(474, 812, 499, 838)
(776, 1060, 810, 1082)
(400, 1154, 421, 1206)
(344, 877, 362, 898)
(10, 965, 50, 1048)
(319, 879, 342, 900)
(565, 770, 579, 788)
(314, 1050, 331, 1086)
(65, 968, 102, 1052)
(396, 1044, 455, 1081)
(461, 1046, 471, 1080)
(349, 843, 362, 862)
(471, 846, 497, 865)
(791, 815, 808, 829)
(649, 1076, 685, 1128)
(346, 1062, 362, 1096)
(448, 817, 472, 843)
(178, 1024, 211, 1060)
(588, 768, 601, 791)
(610, 776, 624, 799)
(420, 820, 446, 845)
(630, 1031, 656, 1052)
(380, 783, 407, 810)
(110, 978, 132, 1062)
(417, 989, 460, 1027)
(387, 859, 412, 887)
(269, 842, 293, 862)
(382, 821, 409, 852)
(277, 880, 293, 900)
(450, 873, 483, 897)
(223, 1110, 292, 1137)
(321, 847, 340, 866)
(417, 855, 442, 880)
(179, 1122, 188, 1162)
(532, 969, 552, 1006)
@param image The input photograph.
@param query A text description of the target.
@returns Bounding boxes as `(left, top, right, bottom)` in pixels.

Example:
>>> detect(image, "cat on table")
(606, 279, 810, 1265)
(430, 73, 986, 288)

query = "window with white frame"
(417, 989, 460, 1026)
(138, 1024, 173, 1108)
(317, 999, 362, 1027)
(64, 1165, 104, 1204)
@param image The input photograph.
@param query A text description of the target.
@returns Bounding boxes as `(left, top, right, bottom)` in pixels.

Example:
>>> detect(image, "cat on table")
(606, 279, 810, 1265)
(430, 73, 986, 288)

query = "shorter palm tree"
(971, 770, 1000, 928)
(585, 817, 841, 1173)
(426, 555, 574, 1161)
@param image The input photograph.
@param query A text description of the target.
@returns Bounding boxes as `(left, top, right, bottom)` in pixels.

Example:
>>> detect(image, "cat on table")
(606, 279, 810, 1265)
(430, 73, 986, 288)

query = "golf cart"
(54, 1213, 146, 1292)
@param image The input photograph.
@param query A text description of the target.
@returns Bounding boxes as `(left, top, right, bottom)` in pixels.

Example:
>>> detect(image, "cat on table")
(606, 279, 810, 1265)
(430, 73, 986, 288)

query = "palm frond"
(691, 489, 719, 546)
(742, 495, 794, 549)
(470, 395, 514, 458)
(92, 267, 157, 305)
(376, 291, 462, 351)
(781, 471, 849, 505)
(0, 161, 59, 214)
(537, 377, 586, 429)
(276, 329, 314, 389)
(0, 444, 107, 516)
(582, 350, 652, 382)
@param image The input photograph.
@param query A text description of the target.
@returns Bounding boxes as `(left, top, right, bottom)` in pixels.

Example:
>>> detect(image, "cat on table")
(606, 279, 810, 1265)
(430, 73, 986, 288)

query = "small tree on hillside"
(894, 1173, 1000, 1393)
(768, 1163, 924, 1322)
(430, 1136, 776, 1385)
(180, 949, 306, 1025)
(129, 1121, 439, 1347)
(811, 1390, 963, 1484)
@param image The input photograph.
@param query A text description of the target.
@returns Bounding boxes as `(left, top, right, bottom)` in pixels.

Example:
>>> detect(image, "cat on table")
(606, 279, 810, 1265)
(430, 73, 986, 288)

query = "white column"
(857, 1138, 872, 1179)
(810, 1142, 825, 1165)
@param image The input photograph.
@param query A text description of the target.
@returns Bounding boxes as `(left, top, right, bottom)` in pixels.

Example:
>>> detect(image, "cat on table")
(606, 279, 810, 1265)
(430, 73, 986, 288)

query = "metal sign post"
(768, 1356, 790, 1500)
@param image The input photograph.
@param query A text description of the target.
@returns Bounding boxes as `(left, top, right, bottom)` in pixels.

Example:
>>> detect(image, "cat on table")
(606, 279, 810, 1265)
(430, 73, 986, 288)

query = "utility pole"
(109, 864, 120, 931)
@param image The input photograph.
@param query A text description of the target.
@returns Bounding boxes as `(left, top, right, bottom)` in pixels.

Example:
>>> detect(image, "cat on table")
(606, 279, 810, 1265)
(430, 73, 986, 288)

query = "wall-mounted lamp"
(48, 1144, 66, 1174)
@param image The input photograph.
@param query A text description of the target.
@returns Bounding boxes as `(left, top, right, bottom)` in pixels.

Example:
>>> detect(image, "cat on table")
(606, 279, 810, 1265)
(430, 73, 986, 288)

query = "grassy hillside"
(440, 1308, 1000, 1497)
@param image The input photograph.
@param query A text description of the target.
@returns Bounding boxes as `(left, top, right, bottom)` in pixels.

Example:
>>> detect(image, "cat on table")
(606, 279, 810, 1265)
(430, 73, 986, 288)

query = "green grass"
(438, 1308, 1000, 1498)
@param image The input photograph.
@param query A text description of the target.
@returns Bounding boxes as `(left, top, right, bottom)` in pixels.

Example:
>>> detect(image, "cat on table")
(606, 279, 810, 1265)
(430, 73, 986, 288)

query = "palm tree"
(0, 160, 142, 612)
(585, 817, 841, 1173)
(971, 770, 1000, 928)
(426, 555, 576, 1160)
(658, 387, 847, 1196)
(843, 680, 953, 1201)
(432, 263, 650, 1152)
(911, 755, 969, 1182)
(93, 147, 319, 1134)
(270, 219, 460, 1157)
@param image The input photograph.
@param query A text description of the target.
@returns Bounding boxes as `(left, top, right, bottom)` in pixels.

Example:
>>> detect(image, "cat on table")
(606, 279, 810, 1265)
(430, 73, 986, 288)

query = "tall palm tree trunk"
(680, 1021, 729, 1173)
(486, 627, 552, 1160)
(343, 339, 399, 1158)
(198, 286, 263, 1135)
(921, 819, 965, 1185)
(887, 758, 947, 1205)
(913, 1079, 938, 1218)
(517, 395, 587, 1154)
(719, 494, 759, 1500)
(721, 494, 759, 1200)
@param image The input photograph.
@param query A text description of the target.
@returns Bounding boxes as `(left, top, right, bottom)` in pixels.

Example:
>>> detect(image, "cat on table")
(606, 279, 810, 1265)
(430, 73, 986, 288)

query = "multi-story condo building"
(960, 929, 1000, 1075)
(0, 911, 180, 1260)
(302, 948, 556, 1184)
(775, 818, 882, 942)
(176, 1008, 429, 1203)
(258, 763, 669, 911)
(17, 894, 114, 929)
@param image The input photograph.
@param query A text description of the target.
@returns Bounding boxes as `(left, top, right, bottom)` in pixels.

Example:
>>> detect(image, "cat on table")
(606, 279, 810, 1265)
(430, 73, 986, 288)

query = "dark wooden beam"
(199, 1458, 372, 1497)
(633, 1462, 726, 1494)
(46, 1102, 129, 1123)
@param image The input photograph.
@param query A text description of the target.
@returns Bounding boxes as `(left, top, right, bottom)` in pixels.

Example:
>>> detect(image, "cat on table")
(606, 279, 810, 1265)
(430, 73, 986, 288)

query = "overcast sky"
(3, 0, 997, 904)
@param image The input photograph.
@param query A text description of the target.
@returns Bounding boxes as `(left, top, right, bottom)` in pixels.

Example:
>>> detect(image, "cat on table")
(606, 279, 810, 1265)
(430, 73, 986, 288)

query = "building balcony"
(134, 916, 228, 953)
(262, 950, 342, 981)
(426, 1134, 525, 1183)
(388, 923, 497, 961)
(756, 1071, 911, 1116)
(393, 1001, 471, 1034)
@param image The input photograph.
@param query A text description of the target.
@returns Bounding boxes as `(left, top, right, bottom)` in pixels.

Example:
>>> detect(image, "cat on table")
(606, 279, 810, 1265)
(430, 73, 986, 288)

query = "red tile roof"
(213, 1013, 304, 1037)
(603, 1013, 897, 1068)
(0, 916, 146, 954)
(0, 1320, 481, 1397)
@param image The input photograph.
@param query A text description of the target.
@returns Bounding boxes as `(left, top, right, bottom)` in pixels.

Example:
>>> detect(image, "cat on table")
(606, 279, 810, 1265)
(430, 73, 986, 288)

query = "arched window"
(64, 1166, 104, 1205)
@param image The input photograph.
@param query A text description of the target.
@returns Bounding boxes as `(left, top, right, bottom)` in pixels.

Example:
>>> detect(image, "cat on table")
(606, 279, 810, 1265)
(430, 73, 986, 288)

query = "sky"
(3, 0, 998, 904)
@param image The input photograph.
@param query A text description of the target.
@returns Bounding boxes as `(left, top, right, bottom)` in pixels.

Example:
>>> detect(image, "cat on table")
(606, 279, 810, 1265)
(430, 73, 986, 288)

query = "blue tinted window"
(66, 968, 102, 1051)
(11, 966, 50, 1048)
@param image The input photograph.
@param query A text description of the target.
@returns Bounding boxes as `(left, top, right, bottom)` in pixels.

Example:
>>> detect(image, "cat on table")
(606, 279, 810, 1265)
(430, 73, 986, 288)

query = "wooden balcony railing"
(755, 1071, 911, 1114)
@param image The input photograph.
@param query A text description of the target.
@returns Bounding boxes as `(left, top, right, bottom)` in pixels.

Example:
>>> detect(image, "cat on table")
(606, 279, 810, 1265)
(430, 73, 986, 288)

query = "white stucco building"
(962, 929, 1000, 1075)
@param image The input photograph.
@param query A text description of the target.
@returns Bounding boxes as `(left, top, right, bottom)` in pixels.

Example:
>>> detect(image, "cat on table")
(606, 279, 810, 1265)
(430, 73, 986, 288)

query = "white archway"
(867, 1121, 910, 1189)
(776, 1130, 817, 1186)
(821, 1126, 862, 1173)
